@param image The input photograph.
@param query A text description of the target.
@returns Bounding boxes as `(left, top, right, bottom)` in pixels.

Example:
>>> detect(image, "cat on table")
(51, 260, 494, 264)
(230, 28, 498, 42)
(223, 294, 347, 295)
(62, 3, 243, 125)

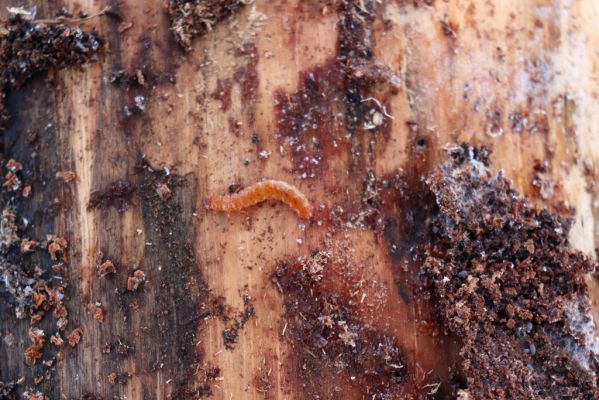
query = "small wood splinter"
(204, 180, 312, 219)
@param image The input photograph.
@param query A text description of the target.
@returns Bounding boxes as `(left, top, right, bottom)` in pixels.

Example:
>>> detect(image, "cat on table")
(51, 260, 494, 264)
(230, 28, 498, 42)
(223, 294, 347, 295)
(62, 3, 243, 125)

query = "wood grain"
(1, 0, 598, 398)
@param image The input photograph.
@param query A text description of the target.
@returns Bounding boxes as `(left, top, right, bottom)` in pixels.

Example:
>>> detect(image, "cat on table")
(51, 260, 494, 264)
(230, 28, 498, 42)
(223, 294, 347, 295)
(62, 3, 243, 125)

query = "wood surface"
(1, 0, 599, 399)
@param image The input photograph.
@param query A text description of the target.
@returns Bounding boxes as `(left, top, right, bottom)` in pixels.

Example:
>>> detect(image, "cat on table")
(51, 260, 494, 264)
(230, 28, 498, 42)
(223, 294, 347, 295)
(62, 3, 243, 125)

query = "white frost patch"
(564, 301, 599, 371)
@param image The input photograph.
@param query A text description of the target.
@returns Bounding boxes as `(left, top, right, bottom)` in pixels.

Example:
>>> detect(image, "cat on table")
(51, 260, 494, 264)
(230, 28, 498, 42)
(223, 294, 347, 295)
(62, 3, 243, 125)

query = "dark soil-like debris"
(222, 291, 255, 350)
(164, 0, 246, 51)
(79, 394, 103, 400)
(87, 179, 136, 211)
(0, 15, 103, 132)
(417, 144, 598, 399)
(273, 259, 407, 399)
(135, 162, 216, 398)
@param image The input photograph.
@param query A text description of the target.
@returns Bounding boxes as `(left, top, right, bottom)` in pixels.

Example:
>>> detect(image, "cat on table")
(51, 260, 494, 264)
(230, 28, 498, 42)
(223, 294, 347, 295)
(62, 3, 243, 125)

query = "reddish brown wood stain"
(269, 1, 459, 398)
(211, 78, 233, 111)
(234, 43, 260, 126)
(1, 0, 599, 399)
(273, 259, 410, 399)
(274, 63, 348, 179)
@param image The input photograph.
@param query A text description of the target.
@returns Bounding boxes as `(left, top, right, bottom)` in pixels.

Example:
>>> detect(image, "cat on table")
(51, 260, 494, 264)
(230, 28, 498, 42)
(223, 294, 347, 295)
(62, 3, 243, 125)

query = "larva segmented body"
(204, 180, 312, 219)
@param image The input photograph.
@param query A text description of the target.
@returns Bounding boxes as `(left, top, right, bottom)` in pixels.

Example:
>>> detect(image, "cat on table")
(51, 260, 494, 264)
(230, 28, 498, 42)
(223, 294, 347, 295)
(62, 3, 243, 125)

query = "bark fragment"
(417, 145, 598, 398)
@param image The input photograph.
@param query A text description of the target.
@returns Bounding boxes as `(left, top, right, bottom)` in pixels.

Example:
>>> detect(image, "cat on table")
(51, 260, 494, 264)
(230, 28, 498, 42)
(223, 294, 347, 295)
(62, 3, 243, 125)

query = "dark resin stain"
(274, 0, 400, 180)
(356, 168, 461, 397)
(114, 35, 179, 136)
(274, 63, 347, 179)
(134, 163, 214, 398)
(364, 170, 436, 261)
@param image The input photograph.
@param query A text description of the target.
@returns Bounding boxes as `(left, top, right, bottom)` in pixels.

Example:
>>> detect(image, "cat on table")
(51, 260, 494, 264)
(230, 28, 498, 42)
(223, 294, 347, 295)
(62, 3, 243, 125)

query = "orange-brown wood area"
(0, 0, 598, 399)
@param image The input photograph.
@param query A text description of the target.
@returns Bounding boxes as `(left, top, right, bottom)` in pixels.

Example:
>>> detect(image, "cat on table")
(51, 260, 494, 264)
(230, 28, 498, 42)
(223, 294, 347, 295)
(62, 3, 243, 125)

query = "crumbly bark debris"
(50, 333, 64, 347)
(46, 235, 68, 261)
(24, 328, 46, 365)
(67, 327, 83, 347)
(127, 269, 146, 291)
(97, 259, 116, 277)
(0, 15, 103, 132)
(163, 0, 246, 51)
(417, 145, 598, 399)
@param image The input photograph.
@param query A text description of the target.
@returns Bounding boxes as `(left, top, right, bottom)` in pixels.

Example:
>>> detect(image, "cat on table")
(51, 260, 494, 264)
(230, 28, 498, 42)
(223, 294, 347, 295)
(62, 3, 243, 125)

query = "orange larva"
(204, 180, 312, 219)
